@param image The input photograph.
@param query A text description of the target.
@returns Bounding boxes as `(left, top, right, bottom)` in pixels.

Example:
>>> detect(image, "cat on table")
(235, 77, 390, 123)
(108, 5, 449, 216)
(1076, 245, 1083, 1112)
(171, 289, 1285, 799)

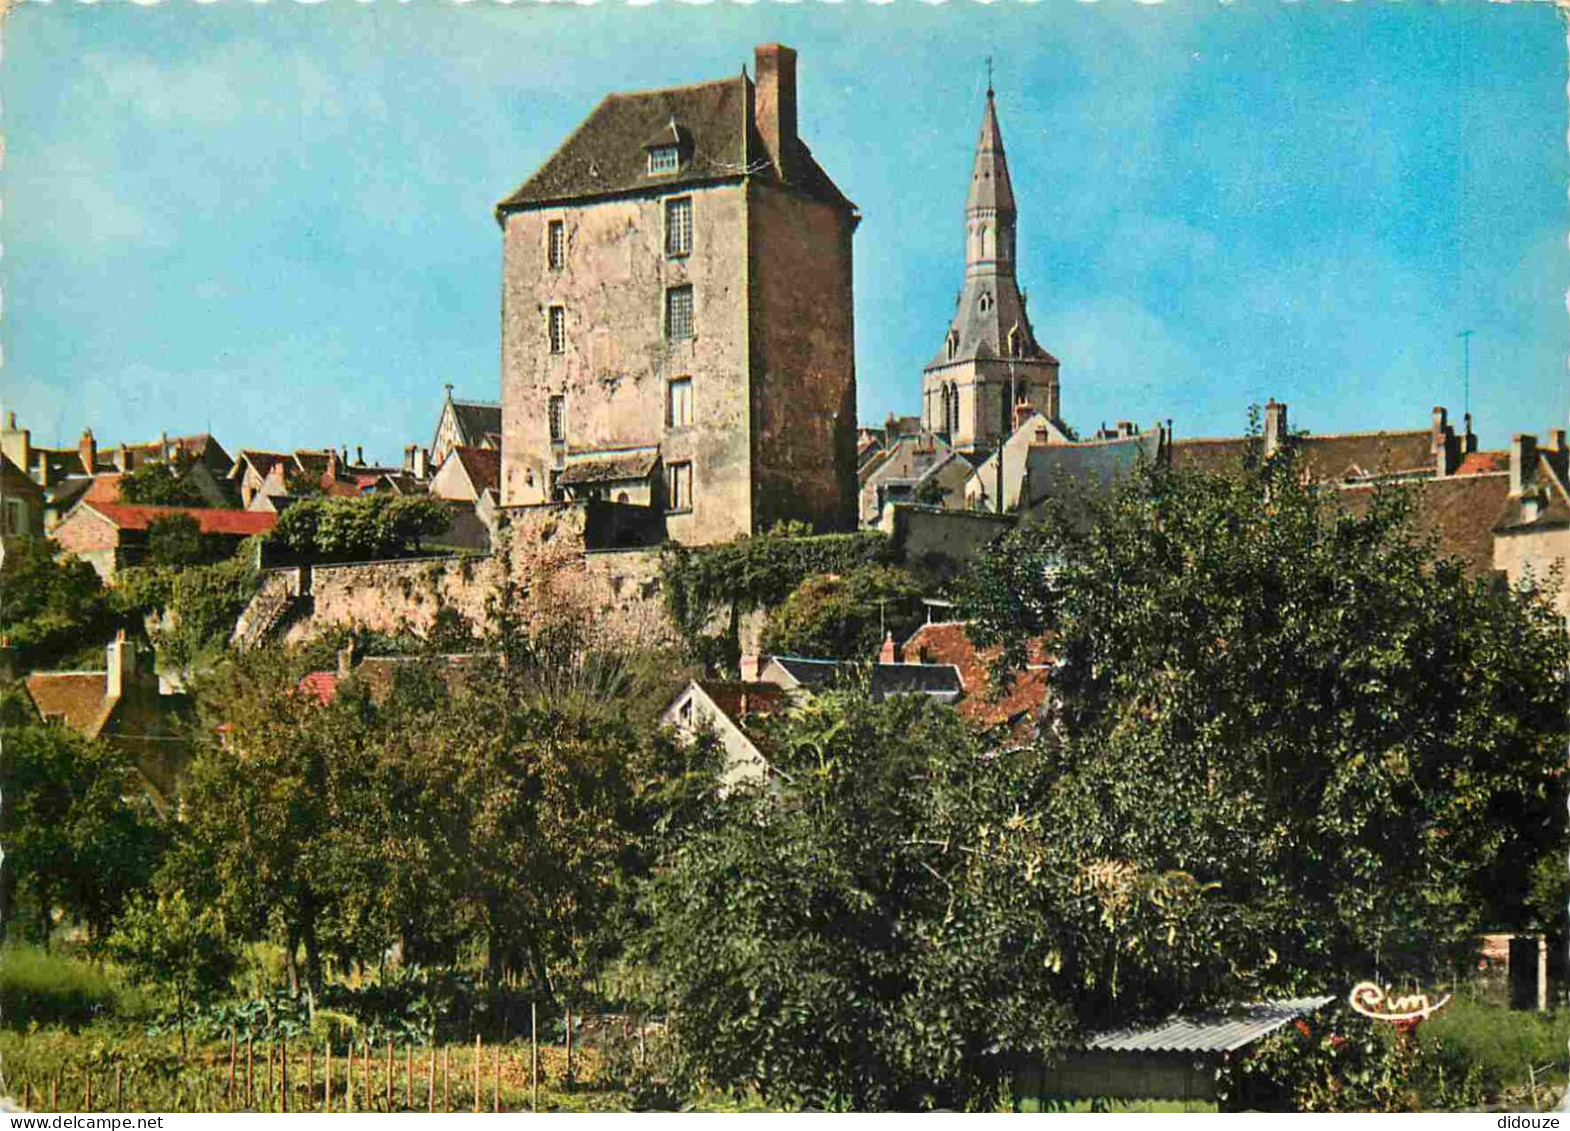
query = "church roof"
(967, 90, 1015, 215)
(496, 74, 855, 217)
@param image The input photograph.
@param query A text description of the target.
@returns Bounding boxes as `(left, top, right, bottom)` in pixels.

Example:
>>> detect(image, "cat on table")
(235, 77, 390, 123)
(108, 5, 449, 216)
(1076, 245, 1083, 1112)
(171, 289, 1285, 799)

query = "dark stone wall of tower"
(746, 181, 858, 532)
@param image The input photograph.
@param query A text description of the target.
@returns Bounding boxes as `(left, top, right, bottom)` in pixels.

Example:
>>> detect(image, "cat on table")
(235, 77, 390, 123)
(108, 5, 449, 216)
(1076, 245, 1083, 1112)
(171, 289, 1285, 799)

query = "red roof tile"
(296, 671, 340, 705)
(81, 474, 124, 504)
(1456, 450, 1510, 476)
(1336, 472, 1512, 575)
(85, 503, 277, 537)
(453, 446, 502, 495)
(901, 621, 1050, 734)
(696, 680, 788, 724)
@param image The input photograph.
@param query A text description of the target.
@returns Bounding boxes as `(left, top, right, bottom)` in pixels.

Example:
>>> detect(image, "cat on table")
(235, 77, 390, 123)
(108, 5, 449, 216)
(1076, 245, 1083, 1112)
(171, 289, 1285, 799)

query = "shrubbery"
(270, 494, 450, 562)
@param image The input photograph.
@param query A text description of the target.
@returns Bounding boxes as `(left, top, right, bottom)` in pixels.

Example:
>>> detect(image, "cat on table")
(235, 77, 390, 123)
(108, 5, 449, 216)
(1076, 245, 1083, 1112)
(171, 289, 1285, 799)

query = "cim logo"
(1347, 981, 1452, 1023)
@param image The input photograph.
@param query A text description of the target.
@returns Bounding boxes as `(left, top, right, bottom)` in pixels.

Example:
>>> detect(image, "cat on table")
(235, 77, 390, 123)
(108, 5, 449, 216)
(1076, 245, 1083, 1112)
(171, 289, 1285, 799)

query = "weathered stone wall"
(889, 504, 1015, 585)
(748, 182, 858, 532)
(284, 554, 503, 644)
(500, 185, 754, 545)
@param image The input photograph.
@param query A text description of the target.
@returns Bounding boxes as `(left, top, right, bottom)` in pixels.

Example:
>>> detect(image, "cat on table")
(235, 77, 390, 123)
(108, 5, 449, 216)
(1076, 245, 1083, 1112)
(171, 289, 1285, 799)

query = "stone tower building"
(495, 45, 860, 544)
(920, 86, 1068, 455)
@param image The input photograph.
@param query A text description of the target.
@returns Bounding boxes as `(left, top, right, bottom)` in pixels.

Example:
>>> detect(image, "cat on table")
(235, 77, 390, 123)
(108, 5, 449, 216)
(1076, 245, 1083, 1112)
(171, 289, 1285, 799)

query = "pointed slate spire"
(966, 87, 1016, 217)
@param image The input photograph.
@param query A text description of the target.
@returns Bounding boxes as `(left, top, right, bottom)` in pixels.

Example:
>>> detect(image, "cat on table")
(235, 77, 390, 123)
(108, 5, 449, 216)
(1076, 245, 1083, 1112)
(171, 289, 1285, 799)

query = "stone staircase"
(231, 568, 307, 650)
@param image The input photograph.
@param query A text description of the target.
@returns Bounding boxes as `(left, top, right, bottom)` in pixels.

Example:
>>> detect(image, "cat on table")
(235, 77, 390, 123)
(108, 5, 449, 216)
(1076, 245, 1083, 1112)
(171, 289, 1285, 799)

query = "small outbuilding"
(1017, 996, 1334, 1108)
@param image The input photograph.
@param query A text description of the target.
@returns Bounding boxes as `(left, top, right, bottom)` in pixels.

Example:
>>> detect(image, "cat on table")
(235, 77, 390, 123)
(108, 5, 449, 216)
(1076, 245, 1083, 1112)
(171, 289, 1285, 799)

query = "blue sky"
(4, 1, 1565, 462)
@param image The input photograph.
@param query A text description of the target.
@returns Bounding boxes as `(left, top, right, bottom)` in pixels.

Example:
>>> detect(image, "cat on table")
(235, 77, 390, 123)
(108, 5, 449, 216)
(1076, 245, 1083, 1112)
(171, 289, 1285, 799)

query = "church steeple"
(920, 80, 1067, 454)
(966, 87, 1016, 277)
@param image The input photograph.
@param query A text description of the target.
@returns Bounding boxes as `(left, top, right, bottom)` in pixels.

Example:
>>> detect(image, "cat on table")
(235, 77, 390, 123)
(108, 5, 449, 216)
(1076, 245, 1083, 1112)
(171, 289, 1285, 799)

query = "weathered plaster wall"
(747, 183, 858, 532)
(500, 186, 754, 545)
(1494, 526, 1570, 616)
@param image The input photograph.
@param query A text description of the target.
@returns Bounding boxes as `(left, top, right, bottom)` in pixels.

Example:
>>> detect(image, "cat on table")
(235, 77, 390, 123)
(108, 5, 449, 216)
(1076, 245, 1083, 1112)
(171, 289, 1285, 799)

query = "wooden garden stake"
(281, 1035, 289, 1113)
(493, 1045, 501, 1113)
(442, 1046, 450, 1111)
(427, 1045, 435, 1112)
(306, 1045, 314, 1112)
(362, 1041, 370, 1111)
(565, 1004, 574, 1090)
(531, 1002, 539, 1113)
(385, 1038, 393, 1111)
(347, 1041, 354, 1112)
(325, 1043, 332, 1113)
(406, 1045, 413, 1110)
(245, 1034, 253, 1108)
(228, 1030, 236, 1104)
(473, 1033, 482, 1112)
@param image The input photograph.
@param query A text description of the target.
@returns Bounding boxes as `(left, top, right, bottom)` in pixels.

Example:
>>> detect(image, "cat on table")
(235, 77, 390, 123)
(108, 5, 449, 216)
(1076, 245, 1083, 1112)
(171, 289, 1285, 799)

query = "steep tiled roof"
(83, 503, 277, 537)
(296, 672, 340, 706)
(1169, 437, 1253, 477)
(1336, 472, 1512, 576)
(453, 446, 502, 495)
(451, 402, 502, 446)
(1024, 431, 1162, 509)
(1296, 430, 1434, 482)
(766, 655, 963, 703)
(496, 75, 854, 216)
(696, 680, 788, 723)
(82, 474, 124, 504)
(1495, 454, 1570, 533)
(556, 449, 660, 487)
(24, 672, 113, 735)
(233, 451, 291, 479)
(903, 621, 1050, 733)
(1456, 450, 1510, 476)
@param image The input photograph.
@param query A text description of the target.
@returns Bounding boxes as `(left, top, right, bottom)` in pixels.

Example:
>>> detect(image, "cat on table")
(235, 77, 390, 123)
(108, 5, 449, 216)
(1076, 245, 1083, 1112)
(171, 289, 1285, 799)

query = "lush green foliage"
(113, 546, 261, 675)
(963, 451, 1570, 986)
(0, 711, 165, 944)
(0, 946, 151, 1031)
(108, 891, 238, 1054)
(270, 494, 450, 562)
(761, 564, 923, 661)
(660, 524, 893, 664)
(165, 634, 715, 1005)
(0, 539, 120, 669)
(633, 691, 1241, 1110)
(118, 461, 211, 508)
(143, 514, 224, 568)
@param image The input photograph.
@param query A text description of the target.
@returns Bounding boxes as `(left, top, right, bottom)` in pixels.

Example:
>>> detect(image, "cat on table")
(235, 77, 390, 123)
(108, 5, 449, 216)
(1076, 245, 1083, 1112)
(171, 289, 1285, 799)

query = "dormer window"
(947, 330, 959, 360)
(978, 292, 993, 313)
(647, 145, 680, 175)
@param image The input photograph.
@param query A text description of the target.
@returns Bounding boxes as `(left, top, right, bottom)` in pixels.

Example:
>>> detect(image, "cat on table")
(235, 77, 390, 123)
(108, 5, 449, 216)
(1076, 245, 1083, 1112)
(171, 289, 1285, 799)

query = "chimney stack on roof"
(878, 631, 900, 665)
(754, 44, 799, 183)
(2, 412, 30, 473)
(1510, 433, 1538, 498)
(1263, 399, 1288, 458)
(740, 653, 762, 683)
(79, 429, 98, 476)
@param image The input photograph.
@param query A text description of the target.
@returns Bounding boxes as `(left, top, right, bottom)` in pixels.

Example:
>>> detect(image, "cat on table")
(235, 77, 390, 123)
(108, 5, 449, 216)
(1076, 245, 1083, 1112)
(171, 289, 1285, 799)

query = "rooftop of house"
(23, 670, 118, 734)
(901, 620, 1051, 734)
(496, 60, 855, 216)
(556, 448, 661, 487)
(693, 679, 789, 723)
(765, 654, 963, 703)
(447, 400, 503, 445)
(75, 502, 278, 538)
(1169, 428, 1436, 483)
(1336, 471, 1514, 575)
(450, 446, 502, 495)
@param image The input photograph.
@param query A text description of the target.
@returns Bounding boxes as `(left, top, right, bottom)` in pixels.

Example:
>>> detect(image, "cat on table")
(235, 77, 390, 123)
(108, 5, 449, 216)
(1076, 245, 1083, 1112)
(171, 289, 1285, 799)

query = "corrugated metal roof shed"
(1085, 997, 1334, 1054)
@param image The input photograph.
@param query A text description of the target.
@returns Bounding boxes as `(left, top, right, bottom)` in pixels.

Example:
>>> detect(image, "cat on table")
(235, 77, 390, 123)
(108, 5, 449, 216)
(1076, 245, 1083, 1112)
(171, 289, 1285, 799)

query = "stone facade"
(496, 44, 859, 544)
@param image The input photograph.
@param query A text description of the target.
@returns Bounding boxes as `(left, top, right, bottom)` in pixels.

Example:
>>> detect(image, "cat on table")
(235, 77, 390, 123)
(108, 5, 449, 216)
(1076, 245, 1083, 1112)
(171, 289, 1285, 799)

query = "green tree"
(108, 889, 237, 1056)
(0, 539, 119, 670)
(118, 460, 210, 508)
(144, 513, 217, 568)
(762, 564, 924, 660)
(962, 446, 1570, 986)
(0, 707, 166, 945)
(634, 691, 1238, 1110)
(271, 494, 450, 561)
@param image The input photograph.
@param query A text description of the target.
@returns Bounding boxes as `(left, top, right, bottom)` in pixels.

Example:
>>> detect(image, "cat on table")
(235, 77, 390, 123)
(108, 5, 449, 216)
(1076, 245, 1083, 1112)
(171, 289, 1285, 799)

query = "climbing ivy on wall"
(660, 524, 895, 648)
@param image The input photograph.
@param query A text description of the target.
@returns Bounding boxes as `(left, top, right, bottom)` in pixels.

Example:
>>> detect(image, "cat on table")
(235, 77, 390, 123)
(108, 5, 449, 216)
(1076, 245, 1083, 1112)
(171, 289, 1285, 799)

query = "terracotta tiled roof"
(296, 672, 340, 706)
(902, 621, 1051, 733)
(453, 446, 502, 495)
(24, 671, 114, 735)
(1296, 430, 1434, 483)
(83, 503, 277, 537)
(1456, 450, 1510, 476)
(1336, 472, 1512, 576)
(496, 73, 854, 216)
(696, 680, 788, 724)
(233, 451, 291, 479)
(82, 474, 124, 504)
(1169, 437, 1254, 477)
(1495, 454, 1570, 533)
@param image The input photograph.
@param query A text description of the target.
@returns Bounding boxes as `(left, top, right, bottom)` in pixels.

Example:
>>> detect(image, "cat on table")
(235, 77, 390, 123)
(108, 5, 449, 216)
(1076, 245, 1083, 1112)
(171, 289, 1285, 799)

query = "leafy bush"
(0, 946, 150, 1030)
(1423, 997, 1569, 1102)
(119, 460, 211, 508)
(761, 564, 922, 660)
(271, 495, 450, 562)
(0, 538, 120, 670)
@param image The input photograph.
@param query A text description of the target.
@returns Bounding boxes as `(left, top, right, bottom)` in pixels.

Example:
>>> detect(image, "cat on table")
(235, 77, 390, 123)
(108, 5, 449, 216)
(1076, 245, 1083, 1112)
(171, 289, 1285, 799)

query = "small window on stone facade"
(979, 291, 993, 313)
(667, 376, 693, 428)
(666, 460, 693, 513)
(648, 145, 680, 175)
(548, 395, 566, 444)
(665, 197, 692, 257)
(665, 286, 694, 341)
(548, 306, 566, 354)
(1007, 327, 1022, 356)
(947, 330, 959, 360)
(547, 221, 565, 271)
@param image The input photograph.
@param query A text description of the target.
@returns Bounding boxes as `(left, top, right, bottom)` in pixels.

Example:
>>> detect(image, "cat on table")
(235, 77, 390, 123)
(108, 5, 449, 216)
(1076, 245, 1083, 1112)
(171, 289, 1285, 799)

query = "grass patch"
(1425, 997, 1570, 1100)
(0, 947, 151, 1031)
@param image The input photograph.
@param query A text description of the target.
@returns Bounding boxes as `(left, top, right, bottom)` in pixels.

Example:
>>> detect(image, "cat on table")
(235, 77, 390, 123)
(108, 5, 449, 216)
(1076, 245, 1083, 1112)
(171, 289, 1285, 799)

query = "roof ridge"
(603, 74, 742, 101)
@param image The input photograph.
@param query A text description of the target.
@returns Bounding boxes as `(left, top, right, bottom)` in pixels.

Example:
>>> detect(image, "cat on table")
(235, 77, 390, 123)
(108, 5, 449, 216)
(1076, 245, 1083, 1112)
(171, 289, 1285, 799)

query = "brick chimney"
(740, 653, 762, 683)
(1462, 412, 1479, 455)
(1510, 433, 1538, 497)
(114, 443, 129, 473)
(878, 631, 899, 664)
(2, 412, 30, 473)
(1263, 400, 1287, 458)
(754, 44, 799, 182)
(79, 428, 97, 475)
(1431, 406, 1459, 477)
(106, 630, 131, 699)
